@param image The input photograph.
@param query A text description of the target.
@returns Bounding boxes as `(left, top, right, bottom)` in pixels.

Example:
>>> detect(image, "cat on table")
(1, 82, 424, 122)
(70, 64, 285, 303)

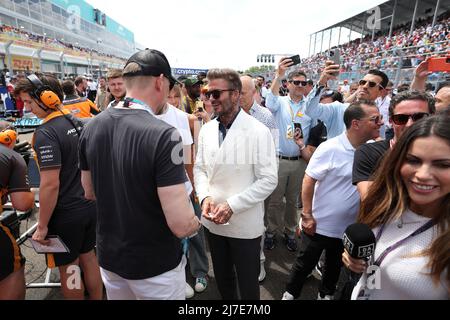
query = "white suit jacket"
(194, 110, 278, 239)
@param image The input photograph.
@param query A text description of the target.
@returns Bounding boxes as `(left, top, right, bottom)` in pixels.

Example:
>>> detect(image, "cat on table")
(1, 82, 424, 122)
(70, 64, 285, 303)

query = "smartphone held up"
(282, 54, 301, 67)
(427, 56, 450, 73)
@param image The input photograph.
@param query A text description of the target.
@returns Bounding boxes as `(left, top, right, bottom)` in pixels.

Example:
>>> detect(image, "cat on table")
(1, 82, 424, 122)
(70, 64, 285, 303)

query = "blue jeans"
(188, 195, 209, 278)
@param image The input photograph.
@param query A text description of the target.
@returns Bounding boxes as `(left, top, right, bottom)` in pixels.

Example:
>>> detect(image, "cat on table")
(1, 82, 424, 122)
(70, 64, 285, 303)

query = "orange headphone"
(27, 74, 61, 110)
(0, 126, 17, 146)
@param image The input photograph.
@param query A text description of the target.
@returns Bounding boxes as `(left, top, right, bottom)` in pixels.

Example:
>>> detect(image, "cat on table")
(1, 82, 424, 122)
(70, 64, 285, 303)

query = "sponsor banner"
(173, 68, 208, 76)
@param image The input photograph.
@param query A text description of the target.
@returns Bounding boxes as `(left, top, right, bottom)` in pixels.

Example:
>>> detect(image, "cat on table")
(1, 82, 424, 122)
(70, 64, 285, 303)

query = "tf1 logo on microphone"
(342, 234, 354, 252)
(358, 244, 375, 258)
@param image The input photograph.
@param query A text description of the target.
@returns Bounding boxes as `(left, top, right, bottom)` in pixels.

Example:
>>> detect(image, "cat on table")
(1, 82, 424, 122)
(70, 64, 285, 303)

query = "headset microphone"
(27, 74, 62, 111)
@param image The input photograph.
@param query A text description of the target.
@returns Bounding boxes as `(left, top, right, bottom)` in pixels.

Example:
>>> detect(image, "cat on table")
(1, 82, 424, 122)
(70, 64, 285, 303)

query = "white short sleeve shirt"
(306, 132, 360, 238)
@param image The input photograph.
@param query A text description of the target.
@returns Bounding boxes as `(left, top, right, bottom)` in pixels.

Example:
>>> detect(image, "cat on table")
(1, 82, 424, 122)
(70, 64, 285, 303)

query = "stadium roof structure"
(309, 0, 450, 55)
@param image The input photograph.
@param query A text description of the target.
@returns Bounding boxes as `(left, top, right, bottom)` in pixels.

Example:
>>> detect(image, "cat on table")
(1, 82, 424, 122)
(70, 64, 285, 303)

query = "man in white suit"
(194, 69, 278, 300)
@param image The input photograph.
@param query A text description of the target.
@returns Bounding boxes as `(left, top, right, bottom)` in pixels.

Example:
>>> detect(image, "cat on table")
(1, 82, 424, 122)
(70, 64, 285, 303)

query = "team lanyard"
(122, 97, 155, 116)
(373, 219, 437, 267)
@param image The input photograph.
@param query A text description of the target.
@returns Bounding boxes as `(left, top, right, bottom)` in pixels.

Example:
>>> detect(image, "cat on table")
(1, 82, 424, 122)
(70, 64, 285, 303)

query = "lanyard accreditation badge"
(286, 102, 304, 140)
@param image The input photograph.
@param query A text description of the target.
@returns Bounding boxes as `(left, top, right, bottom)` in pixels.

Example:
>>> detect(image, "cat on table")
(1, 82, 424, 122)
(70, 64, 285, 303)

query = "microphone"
(343, 223, 376, 261)
(340, 223, 376, 300)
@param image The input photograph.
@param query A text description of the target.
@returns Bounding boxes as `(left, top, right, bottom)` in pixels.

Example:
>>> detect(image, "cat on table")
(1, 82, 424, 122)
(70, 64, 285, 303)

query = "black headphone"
(26, 74, 81, 136)
(0, 126, 17, 146)
(27, 74, 62, 111)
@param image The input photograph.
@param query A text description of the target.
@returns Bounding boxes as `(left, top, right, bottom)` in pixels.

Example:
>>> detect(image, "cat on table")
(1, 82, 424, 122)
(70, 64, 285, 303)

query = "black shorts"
(0, 223, 26, 281)
(46, 205, 96, 268)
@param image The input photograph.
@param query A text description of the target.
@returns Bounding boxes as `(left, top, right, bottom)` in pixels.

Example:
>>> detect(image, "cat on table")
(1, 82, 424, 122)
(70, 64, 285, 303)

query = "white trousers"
(100, 256, 186, 300)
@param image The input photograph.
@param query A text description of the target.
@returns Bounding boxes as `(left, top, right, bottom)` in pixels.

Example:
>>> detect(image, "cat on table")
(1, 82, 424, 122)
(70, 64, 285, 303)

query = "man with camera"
(264, 57, 312, 252)
(0, 121, 34, 299)
(304, 61, 389, 140)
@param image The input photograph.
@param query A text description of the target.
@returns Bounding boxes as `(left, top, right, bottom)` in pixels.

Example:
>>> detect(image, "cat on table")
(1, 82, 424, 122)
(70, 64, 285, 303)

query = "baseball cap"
(123, 49, 179, 87)
(184, 76, 203, 87)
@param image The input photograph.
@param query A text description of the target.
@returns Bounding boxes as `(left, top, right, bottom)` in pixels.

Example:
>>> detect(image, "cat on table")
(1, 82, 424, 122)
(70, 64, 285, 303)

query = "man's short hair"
(367, 70, 389, 89)
(61, 80, 76, 96)
(389, 90, 436, 118)
(74, 76, 85, 87)
(397, 83, 410, 93)
(207, 69, 242, 92)
(106, 69, 123, 82)
(14, 74, 64, 102)
(257, 75, 265, 81)
(436, 82, 450, 94)
(287, 71, 307, 81)
(122, 63, 149, 88)
(344, 100, 377, 130)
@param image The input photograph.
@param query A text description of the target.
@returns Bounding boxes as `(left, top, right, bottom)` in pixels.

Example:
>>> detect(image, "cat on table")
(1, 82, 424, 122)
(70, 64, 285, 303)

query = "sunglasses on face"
(359, 79, 384, 89)
(204, 89, 235, 100)
(391, 113, 429, 125)
(363, 115, 383, 124)
(289, 80, 308, 87)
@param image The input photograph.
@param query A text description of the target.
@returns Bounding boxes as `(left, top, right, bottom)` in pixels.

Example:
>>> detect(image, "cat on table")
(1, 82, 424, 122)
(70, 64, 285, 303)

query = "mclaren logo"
(67, 127, 81, 136)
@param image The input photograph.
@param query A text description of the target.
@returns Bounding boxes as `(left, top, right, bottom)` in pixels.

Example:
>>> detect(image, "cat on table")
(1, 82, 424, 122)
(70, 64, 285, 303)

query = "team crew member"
(0, 122, 35, 300)
(62, 80, 100, 118)
(15, 75, 103, 300)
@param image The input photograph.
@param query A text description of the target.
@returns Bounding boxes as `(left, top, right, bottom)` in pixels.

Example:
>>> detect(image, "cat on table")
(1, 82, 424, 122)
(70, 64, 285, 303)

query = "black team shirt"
(79, 107, 187, 279)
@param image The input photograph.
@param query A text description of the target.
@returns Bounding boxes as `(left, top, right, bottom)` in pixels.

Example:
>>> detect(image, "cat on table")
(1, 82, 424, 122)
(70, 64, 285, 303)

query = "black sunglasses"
(204, 89, 235, 100)
(391, 113, 429, 125)
(359, 79, 384, 89)
(365, 115, 383, 124)
(289, 80, 308, 87)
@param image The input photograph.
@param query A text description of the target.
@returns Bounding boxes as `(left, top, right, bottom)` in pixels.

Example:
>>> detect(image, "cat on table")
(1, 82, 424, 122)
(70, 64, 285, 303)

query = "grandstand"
(0, 0, 135, 78)
(303, 0, 450, 87)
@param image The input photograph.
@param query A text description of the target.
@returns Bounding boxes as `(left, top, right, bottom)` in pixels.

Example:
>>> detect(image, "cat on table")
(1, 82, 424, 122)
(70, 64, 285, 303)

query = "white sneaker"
(194, 277, 207, 293)
(282, 291, 294, 300)
(258, 263, 266, 282)
(185, 283, 194, 299)
(317, 293, 334, 300)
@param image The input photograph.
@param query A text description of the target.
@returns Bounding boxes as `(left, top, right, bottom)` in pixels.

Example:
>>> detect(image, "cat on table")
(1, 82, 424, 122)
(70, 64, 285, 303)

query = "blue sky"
(87, 0, 388, 70)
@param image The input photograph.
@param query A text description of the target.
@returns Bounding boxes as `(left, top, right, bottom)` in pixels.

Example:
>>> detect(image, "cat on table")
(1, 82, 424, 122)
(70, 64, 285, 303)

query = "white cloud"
(87, 0, 388, 70)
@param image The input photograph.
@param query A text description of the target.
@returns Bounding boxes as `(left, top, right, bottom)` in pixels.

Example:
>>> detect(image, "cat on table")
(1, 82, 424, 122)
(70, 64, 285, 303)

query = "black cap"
(123, 49, 179, 87)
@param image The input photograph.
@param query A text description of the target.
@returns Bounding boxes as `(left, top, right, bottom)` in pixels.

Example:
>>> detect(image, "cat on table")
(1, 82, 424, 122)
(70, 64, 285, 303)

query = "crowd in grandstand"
(301, 12, 450, 76)
(0, 23, 125, 61)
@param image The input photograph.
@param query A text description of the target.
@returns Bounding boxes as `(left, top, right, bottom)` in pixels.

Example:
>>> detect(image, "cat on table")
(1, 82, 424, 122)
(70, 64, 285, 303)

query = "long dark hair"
(359, 115, 450, 286)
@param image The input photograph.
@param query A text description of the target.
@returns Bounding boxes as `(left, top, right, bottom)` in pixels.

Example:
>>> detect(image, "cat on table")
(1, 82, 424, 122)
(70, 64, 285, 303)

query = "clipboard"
(29, 235, 70, 254)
